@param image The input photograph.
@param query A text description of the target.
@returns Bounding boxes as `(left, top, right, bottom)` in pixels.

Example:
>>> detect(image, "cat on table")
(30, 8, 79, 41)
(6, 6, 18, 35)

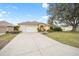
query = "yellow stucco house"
(18, 21, 50, 32)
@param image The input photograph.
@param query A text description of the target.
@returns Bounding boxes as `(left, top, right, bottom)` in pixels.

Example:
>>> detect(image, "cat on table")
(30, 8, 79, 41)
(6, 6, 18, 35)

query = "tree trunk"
(72, 25, 77, 32)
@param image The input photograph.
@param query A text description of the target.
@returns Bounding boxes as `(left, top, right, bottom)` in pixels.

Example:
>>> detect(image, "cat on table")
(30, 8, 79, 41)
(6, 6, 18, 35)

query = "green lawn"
(46, 32, 79, 48)
(0, 33, 17, 49)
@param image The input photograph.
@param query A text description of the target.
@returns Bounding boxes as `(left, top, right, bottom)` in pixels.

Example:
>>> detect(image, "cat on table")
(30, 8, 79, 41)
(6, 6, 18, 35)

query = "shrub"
(47, 26, 53, 32)
(6, 31, 21, 34)
(14, 26, 20, 31)
(37, 28, 41, 32)
(53, 27, 62, 31)
(47, 29, 53, 32)
(6, 31, 9, 34)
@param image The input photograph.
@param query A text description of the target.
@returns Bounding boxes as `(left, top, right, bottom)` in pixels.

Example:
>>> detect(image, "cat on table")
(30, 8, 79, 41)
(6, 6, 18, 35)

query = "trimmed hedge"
(53, 27, 62, 31)
(6, 31, 21, 34)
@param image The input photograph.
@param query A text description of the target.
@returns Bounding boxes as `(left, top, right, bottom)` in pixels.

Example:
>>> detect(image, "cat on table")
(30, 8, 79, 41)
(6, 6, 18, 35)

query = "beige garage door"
(20, 25, 38, 32)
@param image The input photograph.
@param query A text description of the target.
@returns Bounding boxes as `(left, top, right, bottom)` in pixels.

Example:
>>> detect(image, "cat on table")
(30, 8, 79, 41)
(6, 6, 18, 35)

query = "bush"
(6, 31, 21, 34)
(47, 29, 53, 32)
(14, 26, 20, 31)
(53, 27, 62, 31)
(47, 26, 53, 32)
(6, 31, 9, 34)
(37, 26, 40, 32)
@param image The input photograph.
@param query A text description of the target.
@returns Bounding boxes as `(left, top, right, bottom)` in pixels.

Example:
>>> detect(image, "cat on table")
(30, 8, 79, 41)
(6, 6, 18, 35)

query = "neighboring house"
(18, 21, 50, 32)
(0, 21, 14, 35)
(53, 20, 73, 31)
(60, 25, 73, 31)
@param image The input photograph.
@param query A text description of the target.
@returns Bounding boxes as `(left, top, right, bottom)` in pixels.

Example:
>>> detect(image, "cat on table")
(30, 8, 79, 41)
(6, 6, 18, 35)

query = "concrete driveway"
(0, 33, 79, 56)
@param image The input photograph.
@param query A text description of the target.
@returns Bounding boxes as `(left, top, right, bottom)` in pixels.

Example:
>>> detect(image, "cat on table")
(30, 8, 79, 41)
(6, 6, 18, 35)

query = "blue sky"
(0, 3, 49, 25)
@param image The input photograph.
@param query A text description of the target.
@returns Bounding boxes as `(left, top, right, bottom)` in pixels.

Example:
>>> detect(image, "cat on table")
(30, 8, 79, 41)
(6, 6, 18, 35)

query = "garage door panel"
(20, 25, 38, 32)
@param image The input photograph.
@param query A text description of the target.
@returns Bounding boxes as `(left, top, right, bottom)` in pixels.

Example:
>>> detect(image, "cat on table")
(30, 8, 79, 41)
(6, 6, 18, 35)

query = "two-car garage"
(18, 21, 39, 32)
(19, 25, 38, 32)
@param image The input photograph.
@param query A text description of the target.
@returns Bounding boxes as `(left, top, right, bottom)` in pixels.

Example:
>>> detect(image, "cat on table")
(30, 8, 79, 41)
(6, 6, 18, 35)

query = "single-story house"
(53, 20, 73, 31)
(0, 21, 14, 35)
(60, 25, 73, 31)
(18, 21, 50, 32)
(60, 24, 79, 32)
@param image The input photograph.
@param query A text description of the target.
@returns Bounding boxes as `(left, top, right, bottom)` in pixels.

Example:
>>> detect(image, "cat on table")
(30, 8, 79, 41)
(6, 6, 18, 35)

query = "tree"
(48, 3, 79, 31)
(14, 26, 20, 31)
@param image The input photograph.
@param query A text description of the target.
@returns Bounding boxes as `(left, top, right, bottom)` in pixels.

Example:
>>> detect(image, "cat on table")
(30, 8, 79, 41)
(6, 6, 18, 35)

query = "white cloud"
(0, 11, 8, 17)
(42, 15, 49, 19)
(0, 14, 3, 17)
(6, 6, 18, 10)
(0, 10, 10, 17)
(12, 6, 18, 10)
(34, 15, 49, 23)
(27, 15, 32, 17)
(42, 3, 49, 9)
(0, 19, 4, 21)
(1, 11, 7, 14)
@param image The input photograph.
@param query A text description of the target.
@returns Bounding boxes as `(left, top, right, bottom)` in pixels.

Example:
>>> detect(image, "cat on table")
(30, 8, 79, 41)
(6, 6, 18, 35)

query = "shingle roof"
(18, 21, 45, 25)
(0, 21, 14, 26)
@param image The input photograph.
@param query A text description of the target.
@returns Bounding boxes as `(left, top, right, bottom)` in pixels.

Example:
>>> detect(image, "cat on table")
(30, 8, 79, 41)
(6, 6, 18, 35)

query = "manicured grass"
(46, 32, 79, 48)
(0, 33, 17, 49)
